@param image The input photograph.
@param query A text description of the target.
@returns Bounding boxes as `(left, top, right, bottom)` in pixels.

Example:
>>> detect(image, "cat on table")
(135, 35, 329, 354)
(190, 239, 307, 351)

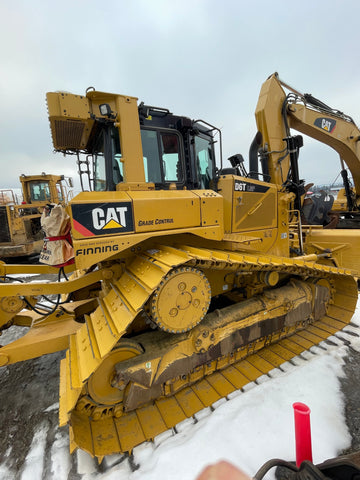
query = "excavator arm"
(255, 73, 360, 212)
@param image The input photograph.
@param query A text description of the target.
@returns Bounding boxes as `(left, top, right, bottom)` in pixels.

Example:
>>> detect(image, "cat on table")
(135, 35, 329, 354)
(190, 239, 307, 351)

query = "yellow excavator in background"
(254, 72, 360, 227)
(0, 79, 360, 459)
(0, 173, 73, 260)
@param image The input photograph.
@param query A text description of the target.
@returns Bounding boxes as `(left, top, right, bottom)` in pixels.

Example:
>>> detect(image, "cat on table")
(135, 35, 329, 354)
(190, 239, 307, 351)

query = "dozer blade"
(60, 244, 357, 458)
(59, 247, 193, 427)
(0, 312, 82, 367)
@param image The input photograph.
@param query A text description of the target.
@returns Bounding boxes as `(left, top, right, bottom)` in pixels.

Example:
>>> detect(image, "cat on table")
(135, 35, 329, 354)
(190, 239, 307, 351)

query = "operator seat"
(302, 191, 335, 226)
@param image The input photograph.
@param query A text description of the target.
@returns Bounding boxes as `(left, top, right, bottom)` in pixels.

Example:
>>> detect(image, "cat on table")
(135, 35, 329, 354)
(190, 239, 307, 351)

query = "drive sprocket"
(150, 266, 211, 333)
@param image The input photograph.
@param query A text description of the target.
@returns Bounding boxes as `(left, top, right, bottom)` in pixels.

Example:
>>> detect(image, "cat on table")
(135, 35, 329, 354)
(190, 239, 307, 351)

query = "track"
(59, 245, 358, 458)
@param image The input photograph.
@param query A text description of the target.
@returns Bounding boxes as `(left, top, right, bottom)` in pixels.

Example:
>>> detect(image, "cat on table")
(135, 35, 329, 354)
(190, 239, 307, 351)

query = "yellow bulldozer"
(0, 76, 360, 459)
(0, 173, 72, 260)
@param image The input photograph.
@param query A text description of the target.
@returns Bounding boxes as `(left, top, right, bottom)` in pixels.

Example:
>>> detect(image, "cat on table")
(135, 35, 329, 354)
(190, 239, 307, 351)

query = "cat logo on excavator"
(314, 117, 336, 133)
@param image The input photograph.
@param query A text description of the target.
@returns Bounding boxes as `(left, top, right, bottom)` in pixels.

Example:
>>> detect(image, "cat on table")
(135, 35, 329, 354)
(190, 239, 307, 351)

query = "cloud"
(1, 0, 360, 189)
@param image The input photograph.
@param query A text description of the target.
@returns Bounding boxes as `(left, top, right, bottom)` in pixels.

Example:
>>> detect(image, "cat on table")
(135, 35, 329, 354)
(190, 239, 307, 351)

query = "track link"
(59, 245, 358, 457)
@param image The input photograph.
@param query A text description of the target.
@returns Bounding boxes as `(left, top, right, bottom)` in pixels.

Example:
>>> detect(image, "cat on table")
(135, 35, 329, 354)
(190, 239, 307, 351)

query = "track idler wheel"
(150, 266, 211, 333)
(86, 340, 143, 406)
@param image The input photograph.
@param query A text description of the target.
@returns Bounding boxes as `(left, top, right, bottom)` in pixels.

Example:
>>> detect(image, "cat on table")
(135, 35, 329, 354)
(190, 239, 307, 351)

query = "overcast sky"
(1, 0, 360, 192)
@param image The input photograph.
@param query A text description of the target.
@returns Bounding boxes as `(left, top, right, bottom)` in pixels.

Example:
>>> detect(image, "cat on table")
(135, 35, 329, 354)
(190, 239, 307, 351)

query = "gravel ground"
(340, 347, 360, 454)
(0, 350, 66, 476)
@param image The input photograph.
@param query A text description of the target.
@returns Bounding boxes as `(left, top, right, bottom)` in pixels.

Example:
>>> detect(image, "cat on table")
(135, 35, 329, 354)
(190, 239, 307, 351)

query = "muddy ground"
(0, 270, 81, 478)
(340, 347, 360, 453)
(0, 350, 67, 476)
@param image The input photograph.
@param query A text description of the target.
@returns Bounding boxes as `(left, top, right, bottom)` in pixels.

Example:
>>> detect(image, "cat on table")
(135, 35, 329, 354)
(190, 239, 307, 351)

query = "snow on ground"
(91, 345, 353, 480)
(2, 301, 360, 480)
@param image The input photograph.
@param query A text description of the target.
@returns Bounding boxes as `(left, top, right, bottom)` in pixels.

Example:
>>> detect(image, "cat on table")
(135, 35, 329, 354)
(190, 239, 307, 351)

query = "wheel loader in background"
(0, 77, 360, 459)
(0, 173, 73, 260)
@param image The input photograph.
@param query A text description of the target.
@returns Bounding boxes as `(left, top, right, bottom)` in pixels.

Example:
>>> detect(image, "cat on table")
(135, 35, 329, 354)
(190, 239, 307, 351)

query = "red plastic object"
(293, 402, 313, 466)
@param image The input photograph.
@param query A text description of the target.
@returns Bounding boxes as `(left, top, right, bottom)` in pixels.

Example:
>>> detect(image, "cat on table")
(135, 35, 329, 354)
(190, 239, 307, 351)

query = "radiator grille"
(53, 119, 85, 150)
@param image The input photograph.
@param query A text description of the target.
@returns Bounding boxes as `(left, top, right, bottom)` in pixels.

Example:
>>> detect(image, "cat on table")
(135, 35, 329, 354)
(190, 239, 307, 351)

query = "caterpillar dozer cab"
(0, 81, 360, 459)
(0, 173, 72, 260)
(254, 72, 360, 228)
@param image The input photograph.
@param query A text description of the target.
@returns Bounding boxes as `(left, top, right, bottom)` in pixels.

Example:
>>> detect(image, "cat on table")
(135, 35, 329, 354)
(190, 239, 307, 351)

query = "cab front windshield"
(29, 181, 51, 202)
(93, 126, 123, 191)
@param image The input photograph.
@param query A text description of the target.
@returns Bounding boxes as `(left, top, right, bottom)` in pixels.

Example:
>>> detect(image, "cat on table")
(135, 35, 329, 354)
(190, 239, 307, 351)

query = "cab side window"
(57, 185, 64, 202)
(161, 134, 182, 181)
(141, 130, 162, 183)
(141, 129, 183, 186)
(194, 136, 214, 189)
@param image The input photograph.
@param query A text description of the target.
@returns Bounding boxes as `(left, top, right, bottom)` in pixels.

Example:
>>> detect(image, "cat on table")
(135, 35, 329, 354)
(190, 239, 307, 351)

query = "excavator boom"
(255, 73, 360, 217)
